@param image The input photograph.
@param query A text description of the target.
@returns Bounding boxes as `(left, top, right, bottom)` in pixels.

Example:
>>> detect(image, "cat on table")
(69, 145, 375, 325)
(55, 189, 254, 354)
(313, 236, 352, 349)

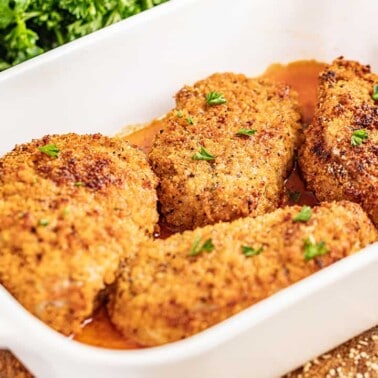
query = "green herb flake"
(304, 237, 329, 261)
(351, 129, 368, 146)
(288, 189, 301, 203)
(186, 116, 194, 125)
(372, 84, 378, 101)
(39, 219, 49, 227)
(74, 181, 84, 187)
(293, 206, 312, 222)
(38, 144, 60, 158)
(206, 92, 227, 106)
(189, 236, 215, 256)
(241, 245, 263, 257)
(62, 207, 70, 216)
(192, 146, 215, 161)
(236, 129, 257, 137)
(177, 110, 183, 118)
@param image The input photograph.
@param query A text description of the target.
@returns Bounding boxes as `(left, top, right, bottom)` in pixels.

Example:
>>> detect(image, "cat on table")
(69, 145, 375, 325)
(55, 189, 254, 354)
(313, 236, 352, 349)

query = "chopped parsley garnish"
(206, 92, 227, 106)
(192, 146, 215, 161)
(39, 219, 49, 226)
(0, 1, 169, 71)
(293, 206, 312, 222)
(74, 181, 84, 187)
(236, 129, 257, 137)
(189, 236, 215, 256)
(372, 84, 378, 101)
(38, 144, 60, 158)
(186, 116, 194, 125)
(177, 110, 183, 118)
(304, 237, 329, 261)
(241, 245, 263, 257)
(351, 129, 368, 146)
(288, 189, 301, 203)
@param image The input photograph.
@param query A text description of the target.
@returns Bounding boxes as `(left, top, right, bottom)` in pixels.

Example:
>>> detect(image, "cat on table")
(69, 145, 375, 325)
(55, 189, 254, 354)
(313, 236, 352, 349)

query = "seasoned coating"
(108, 201, 377, 347)
(0, 133, 158, 335)
(149, 73, 301, 231)
(299, 58, 378, 225)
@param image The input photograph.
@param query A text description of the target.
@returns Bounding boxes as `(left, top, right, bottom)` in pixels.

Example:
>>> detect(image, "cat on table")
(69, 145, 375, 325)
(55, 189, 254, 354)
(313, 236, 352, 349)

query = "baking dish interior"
(0, 0, 377, 376)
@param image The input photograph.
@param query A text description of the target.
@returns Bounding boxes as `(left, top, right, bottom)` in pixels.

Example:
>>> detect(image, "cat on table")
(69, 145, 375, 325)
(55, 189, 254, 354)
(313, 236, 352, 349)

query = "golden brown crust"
(299, 58, 378, 226)
(0, 133, 158, 335)
(149, 73, 301, 231)
(108, 201, 377, 347)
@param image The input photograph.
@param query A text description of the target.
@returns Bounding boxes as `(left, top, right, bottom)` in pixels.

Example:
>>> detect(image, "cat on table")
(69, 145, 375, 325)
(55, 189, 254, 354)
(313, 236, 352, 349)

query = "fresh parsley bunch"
(0, 0, 168, 71)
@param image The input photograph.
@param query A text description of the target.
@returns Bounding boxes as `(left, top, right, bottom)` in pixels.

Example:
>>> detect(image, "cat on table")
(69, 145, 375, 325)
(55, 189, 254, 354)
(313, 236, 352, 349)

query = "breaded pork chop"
(108, 201, 377, 347)
(299, 58, 378, 225)
(0, 133, 158, 335)
(149, 73, 301, 231)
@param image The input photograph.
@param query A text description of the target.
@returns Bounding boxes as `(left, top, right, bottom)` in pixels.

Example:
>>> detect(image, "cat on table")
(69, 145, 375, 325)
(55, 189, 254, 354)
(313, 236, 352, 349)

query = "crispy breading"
(108, 201, 377, 347)
(299, 58, 378, 225)
(149, 73, 301, 231)
(0, 133, 158, 335)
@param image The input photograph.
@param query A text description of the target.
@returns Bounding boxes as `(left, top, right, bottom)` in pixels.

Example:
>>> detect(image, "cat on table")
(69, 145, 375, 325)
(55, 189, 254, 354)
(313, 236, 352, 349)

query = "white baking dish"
(0, 0, 377, 376)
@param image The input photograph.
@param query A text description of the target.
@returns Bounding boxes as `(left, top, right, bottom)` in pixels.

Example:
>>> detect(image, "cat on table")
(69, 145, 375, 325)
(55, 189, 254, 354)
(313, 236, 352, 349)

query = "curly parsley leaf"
(206, 91, 227, 106)
(372, 84, 378, 101)
(304, 237, 329, 261)
(0, 0, 169, 70)
(293, 206, 312, 222)
(186, 116, 194, 125)
(236, 128, 257, 137)
(38, 143, 60, 158)
(192, 146, 215, 161)
(241, 245, 263, 257)
(0, 0, 14, 29)
(189, 236, 215, 256)
(39, 218, 49, 226)
(351, 129, 368, 146)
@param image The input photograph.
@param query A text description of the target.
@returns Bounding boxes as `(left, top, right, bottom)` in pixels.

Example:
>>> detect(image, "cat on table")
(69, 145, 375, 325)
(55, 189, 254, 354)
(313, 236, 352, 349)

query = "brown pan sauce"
(74, 60, 325, 349)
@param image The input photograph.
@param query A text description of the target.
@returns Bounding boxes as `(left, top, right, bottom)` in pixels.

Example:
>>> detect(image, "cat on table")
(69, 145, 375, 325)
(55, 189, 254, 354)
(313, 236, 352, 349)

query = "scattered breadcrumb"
(285, 326, 378, 377)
